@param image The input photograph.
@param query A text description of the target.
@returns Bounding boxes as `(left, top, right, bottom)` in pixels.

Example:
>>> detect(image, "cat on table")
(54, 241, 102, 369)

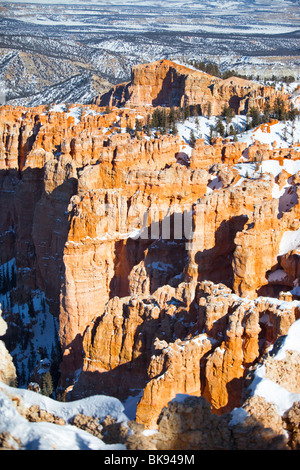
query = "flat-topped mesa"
(95, 59, 218, 109)
(94, 59, 290, 115)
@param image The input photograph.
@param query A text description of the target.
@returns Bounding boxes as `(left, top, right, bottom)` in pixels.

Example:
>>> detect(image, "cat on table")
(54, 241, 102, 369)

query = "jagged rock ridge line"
(95, 59, 290, 115)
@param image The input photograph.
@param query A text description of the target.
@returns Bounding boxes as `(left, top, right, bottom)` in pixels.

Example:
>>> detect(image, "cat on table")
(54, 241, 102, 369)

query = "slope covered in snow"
(0, 381, 128, 450)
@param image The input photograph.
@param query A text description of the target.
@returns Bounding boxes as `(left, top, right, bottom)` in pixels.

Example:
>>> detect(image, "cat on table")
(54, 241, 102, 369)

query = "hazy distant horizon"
(0, 0, 282, 4)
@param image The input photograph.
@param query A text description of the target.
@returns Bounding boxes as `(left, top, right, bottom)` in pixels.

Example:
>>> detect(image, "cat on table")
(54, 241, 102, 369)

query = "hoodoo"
(0, 57, 300, 450)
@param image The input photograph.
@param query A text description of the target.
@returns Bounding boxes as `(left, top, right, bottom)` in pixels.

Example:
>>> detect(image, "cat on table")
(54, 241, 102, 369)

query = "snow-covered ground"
(173, 114, 300, 189)
(237, 119, 300, 149)
(0, 381, 128, 450)
(2, 309, 300, 448)
(176, 114, 300, 148)
(6, 0, 300, 37)
(49, 104, 86, 125)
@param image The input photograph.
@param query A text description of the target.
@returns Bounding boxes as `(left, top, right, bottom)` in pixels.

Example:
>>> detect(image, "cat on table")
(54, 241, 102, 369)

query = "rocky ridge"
(96, 59, 290, 115)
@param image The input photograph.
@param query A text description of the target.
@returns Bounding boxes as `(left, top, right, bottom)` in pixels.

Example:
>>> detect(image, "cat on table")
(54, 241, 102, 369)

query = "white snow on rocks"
(0, 381, 128, 450)
(230, 319, 300, 425)
(247, 319, 300, 417)
(278, 228, 300, 256)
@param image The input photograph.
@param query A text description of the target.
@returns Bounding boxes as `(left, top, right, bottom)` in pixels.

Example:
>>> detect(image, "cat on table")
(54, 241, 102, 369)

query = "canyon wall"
(0, 60, 299, 430)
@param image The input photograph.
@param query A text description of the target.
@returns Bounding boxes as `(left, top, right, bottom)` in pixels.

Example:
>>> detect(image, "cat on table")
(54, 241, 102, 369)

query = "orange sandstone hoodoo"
(0, 59, 299, 430)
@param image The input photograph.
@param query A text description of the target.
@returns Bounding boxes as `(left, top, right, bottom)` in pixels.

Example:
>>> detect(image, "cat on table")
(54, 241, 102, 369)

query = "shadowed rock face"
(0, 59, 299, 431)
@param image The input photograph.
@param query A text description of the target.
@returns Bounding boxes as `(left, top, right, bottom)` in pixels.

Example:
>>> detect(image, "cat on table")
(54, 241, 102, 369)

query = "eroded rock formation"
(0, 59, 299, 436)
(96, 59, 290, 115)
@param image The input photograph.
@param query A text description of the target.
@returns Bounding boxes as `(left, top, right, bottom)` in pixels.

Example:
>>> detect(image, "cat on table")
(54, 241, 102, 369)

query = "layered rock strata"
(0, 61, 299, 432)
(70, 279, 299, 428)
(96, 59, 290, 115)
(127, 320, 300, 449)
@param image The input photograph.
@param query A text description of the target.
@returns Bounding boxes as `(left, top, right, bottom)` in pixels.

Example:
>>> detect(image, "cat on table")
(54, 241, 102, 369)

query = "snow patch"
(267, 269, 287, 283)
(278, 229, 300, 256)
(0, 382, 127, 450)
(273, 319, 300, 361)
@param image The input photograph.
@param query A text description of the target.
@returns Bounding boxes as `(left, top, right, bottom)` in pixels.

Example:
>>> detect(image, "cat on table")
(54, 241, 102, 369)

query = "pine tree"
(215, 117, 225, 137)
(28, 296, 35, 318)
(263, 101, 271, 123)
(170, 122, 178, 135)
(272, 98, 286, 121)
(248, 107, 261, 128)
(135, 118, 142, 132)
(288, 103, 297, 122)
(189, 129, 196, 147)
(222, 105, 235, 123)
(42, 372, 53, 397)
(183, 106, 190, 120)
(126, 123, 133, 135)
(168, 107, 175, 129)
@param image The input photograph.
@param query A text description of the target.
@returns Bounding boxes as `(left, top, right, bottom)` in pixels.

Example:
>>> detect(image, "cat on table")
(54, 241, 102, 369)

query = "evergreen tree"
(272, 98, 286, 121)
(215, 117, 225, 137)
(168, 107, 175, 127)
(135, 118, 142, 132)
(228, 124, 238, 141)
(248, 107, 261, 128)
(288, 103, 298, 122)
(126, 123, 133, 135)
(42, 372, 53, 397)
(222, 105, 235, 123)
(170, 122, 178, 135)
(189, 129, 196, 147)
(183, 106, 190, 120)
(161, 109, 167, 134)
(28, 296, 35, 318)
(263, 101, 271, 123)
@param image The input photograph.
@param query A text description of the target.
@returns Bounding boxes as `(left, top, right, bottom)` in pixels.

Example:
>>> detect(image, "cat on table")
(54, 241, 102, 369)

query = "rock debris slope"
(0, 60, 300, 448)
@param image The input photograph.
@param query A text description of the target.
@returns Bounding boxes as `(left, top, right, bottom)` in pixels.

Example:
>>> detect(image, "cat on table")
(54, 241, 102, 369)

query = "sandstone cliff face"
(126, 320, 300, 450)
(0, 59, 299, 435)
(96, 59, 290, 115)
(67, 279, 300, 428)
